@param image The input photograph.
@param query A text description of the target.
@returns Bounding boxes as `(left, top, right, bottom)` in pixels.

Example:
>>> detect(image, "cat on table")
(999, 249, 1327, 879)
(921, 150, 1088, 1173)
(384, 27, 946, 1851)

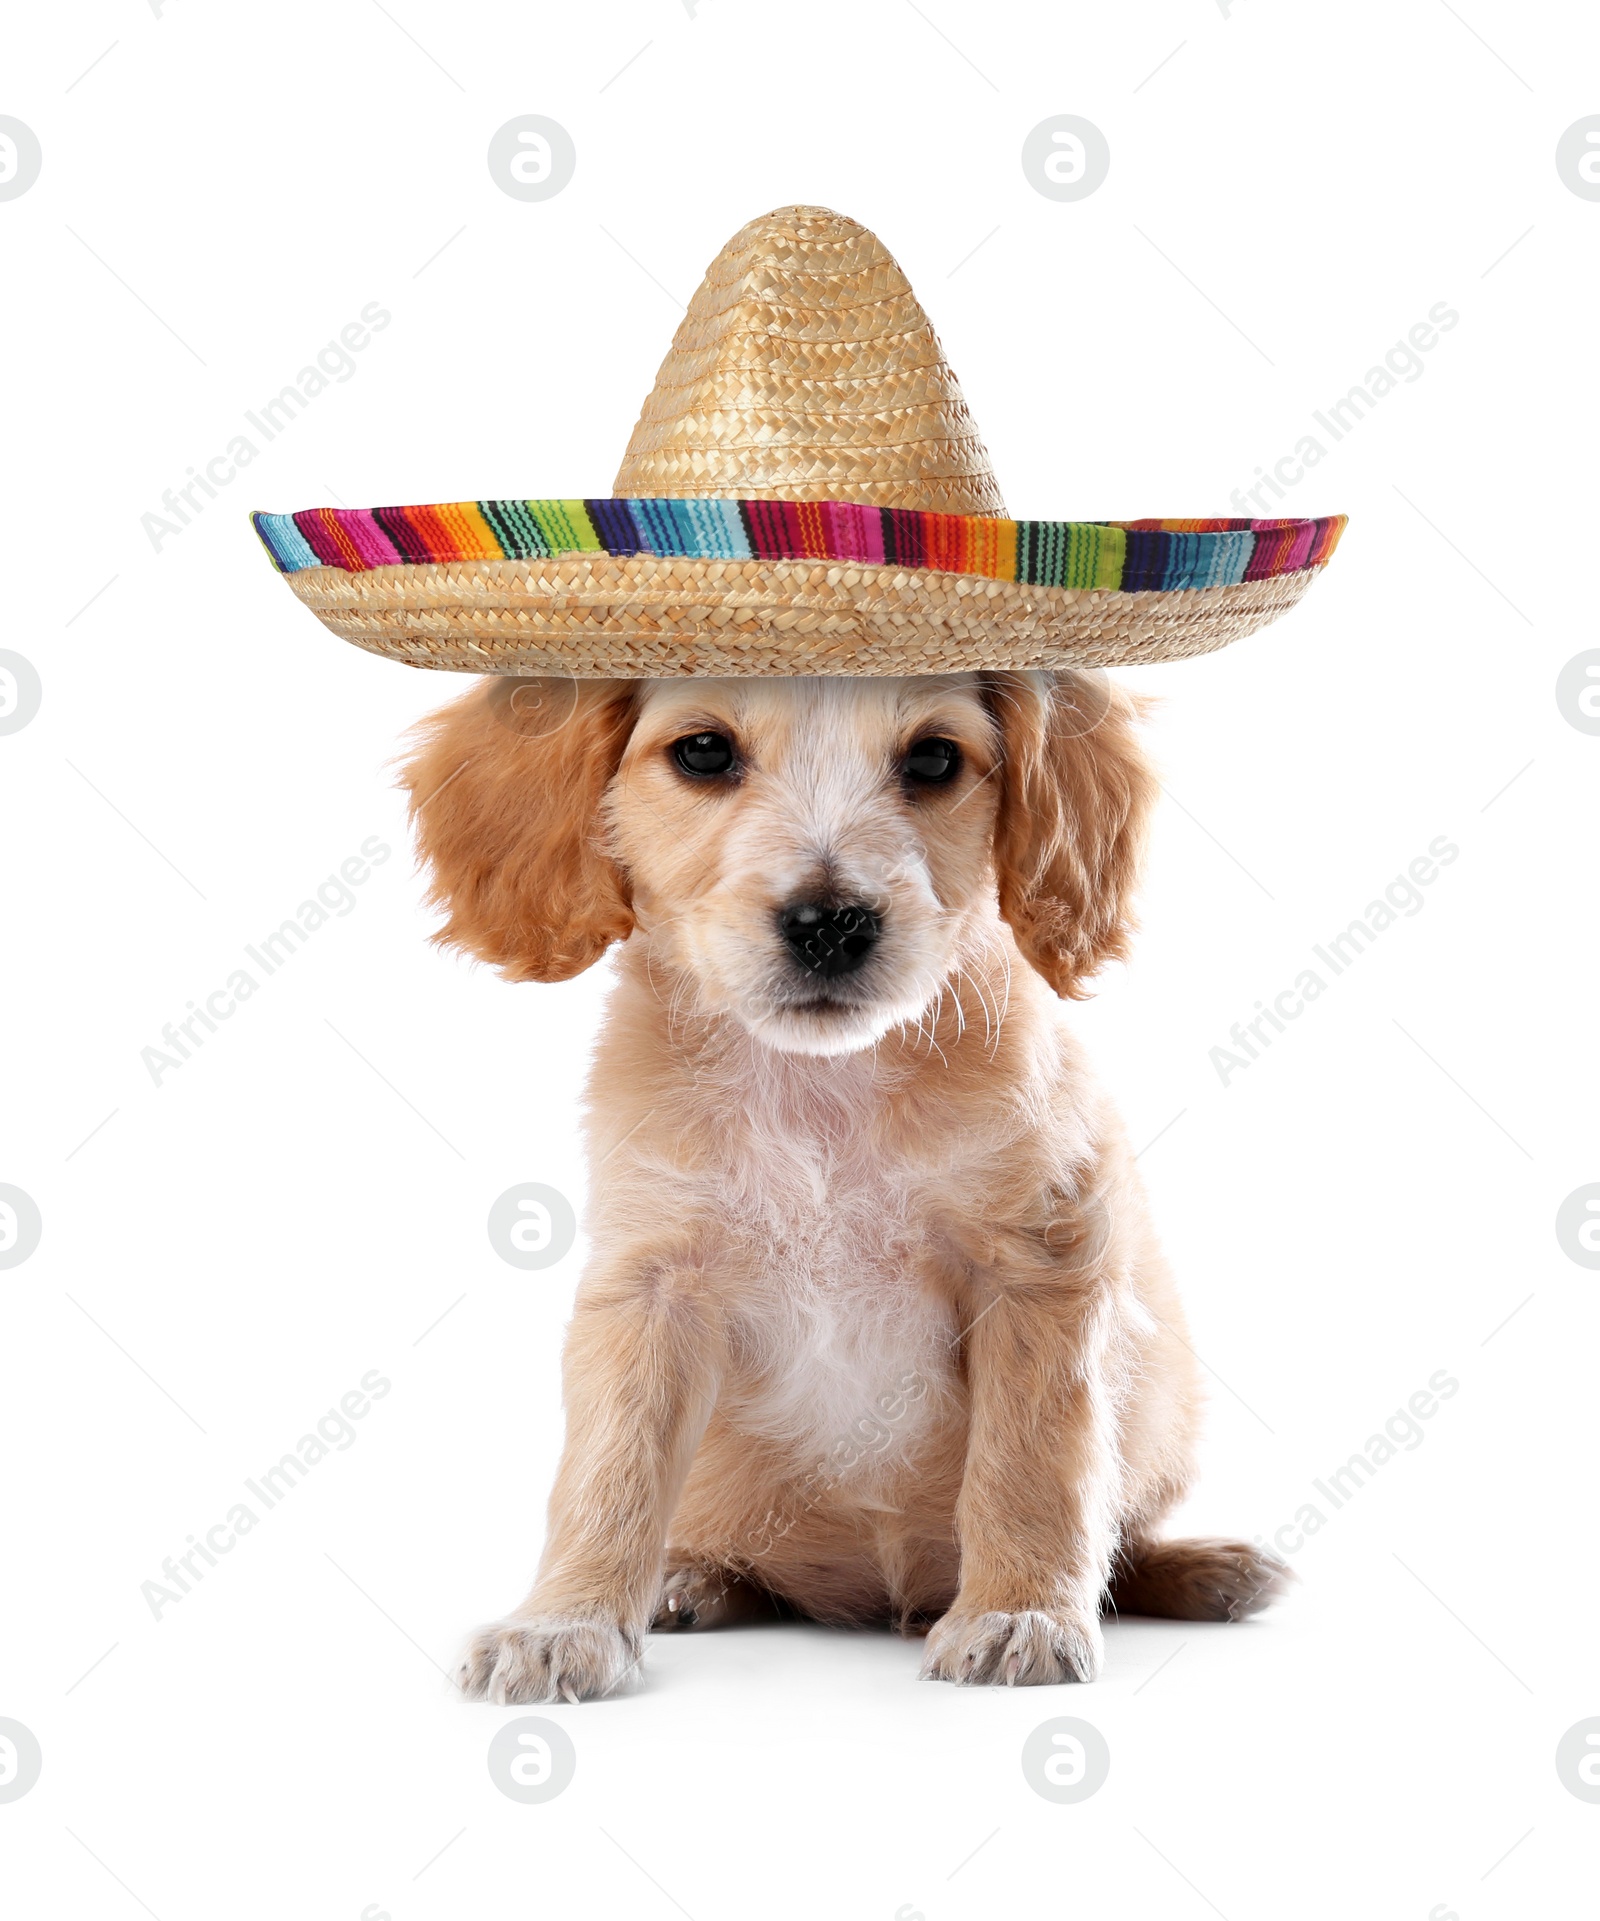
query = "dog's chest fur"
(698, 1055, 965, 1475)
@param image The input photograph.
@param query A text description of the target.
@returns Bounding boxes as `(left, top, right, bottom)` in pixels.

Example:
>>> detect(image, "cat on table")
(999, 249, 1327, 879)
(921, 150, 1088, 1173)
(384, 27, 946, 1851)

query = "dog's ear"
(985, 669, 1158, 999)
(399, 677, 637, 983)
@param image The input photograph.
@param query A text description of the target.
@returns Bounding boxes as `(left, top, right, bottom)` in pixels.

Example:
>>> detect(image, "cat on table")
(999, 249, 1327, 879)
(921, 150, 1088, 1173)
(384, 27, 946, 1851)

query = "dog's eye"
(901, 737, 961, 784)
(672, 731, 737, 778)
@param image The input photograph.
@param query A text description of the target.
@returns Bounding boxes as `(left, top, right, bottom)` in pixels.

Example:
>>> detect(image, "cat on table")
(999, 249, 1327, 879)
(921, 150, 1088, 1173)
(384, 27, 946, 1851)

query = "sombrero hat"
(253, 205, 1344, 678)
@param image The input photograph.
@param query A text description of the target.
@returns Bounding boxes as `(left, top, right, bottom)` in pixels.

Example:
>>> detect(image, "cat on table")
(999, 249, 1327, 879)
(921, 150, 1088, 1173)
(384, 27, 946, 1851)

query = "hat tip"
(738, 202, 863, 239)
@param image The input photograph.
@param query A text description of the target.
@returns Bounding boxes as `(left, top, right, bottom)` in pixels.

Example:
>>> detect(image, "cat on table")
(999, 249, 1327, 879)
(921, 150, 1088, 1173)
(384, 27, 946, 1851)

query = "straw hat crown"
(612, 204, 1007, 517)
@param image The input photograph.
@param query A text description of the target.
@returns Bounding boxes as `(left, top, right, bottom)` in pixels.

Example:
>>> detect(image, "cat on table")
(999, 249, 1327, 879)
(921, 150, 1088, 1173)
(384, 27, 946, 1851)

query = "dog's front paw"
(921, 1606, 1103, 1687)
(457, 1616, 640, 1704)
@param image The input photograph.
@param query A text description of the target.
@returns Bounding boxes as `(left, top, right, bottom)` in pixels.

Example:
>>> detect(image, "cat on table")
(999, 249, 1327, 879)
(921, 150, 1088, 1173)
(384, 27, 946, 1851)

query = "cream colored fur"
(400, 671, 1287, 1701)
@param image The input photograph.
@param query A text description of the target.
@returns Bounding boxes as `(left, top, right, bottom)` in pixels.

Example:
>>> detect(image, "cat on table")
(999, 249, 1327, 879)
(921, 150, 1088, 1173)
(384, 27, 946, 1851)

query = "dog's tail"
(1108, 1536, 1292, 1622)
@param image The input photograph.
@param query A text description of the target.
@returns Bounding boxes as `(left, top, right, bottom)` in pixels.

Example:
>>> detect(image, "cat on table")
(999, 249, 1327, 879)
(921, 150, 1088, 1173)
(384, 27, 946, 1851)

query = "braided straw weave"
(256, 206, 1344, 676)
(281, 553, 1320, 677)
(612, 204, 1006, 516)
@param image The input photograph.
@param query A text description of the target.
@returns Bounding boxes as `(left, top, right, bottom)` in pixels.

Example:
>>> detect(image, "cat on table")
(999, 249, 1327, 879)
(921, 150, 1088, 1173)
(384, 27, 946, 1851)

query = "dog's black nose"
(778, 900, 881, 979)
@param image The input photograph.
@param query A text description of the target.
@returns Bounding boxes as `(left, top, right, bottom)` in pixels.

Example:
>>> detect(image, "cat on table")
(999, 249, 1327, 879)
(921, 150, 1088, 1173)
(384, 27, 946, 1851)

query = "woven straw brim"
(277, 554, 1323, 677)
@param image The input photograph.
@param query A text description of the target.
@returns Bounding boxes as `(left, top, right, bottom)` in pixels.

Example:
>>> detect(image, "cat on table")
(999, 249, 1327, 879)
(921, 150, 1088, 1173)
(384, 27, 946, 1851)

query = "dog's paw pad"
(457, 1617, 639, 1704)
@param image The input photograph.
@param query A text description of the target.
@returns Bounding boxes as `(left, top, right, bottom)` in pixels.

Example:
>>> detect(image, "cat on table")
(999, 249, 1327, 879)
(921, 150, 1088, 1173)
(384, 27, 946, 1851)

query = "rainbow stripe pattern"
(253, 499, 1346, 593)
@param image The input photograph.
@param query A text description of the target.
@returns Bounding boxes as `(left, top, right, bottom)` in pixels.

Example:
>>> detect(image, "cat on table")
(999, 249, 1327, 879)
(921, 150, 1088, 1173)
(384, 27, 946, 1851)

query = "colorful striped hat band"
(254, 207, 1345, 678)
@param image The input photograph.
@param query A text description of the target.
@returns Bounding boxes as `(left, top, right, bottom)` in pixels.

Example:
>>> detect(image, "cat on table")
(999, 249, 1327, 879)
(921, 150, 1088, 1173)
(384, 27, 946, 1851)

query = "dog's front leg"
(459, 1251, 722, 1703)
(923, 1269, 1119, 1687)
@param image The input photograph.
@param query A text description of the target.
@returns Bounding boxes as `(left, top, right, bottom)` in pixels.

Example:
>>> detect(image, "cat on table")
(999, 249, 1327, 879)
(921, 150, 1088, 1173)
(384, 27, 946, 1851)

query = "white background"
(3, 1, 1597, 1916)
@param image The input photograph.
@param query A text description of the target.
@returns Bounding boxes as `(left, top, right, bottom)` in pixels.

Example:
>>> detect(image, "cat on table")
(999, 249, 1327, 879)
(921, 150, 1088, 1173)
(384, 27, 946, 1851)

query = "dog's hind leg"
(1108, 1537, 1292, 1622)
(652, 1560, 787, 1631)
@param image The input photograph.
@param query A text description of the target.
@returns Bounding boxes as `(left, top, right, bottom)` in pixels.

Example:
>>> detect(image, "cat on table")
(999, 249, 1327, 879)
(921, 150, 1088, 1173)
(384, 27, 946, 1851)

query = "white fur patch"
(686, 1046, 962, 1481)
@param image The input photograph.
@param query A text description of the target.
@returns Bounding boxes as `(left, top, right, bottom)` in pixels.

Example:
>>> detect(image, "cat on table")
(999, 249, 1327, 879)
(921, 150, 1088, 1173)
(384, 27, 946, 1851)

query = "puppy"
(401, 669, 1286, 1701)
